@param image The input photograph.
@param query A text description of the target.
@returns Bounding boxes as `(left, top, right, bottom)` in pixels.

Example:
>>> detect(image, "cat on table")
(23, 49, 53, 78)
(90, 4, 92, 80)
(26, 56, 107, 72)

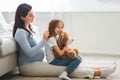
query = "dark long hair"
(13, 3, 33, 37)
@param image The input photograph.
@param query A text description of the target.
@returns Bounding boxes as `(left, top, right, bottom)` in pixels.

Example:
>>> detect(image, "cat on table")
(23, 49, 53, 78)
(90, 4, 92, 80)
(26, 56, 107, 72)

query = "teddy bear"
(53, 32, 79, 59)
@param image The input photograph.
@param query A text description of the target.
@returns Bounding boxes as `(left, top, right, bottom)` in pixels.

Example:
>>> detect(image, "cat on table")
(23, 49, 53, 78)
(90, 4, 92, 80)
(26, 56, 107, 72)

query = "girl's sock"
(100, 62, 117, 78)
(59, 71, 71, 80)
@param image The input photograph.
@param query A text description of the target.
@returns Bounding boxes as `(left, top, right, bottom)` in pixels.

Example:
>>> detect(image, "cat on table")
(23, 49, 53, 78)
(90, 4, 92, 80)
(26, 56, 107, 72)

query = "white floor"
(1, 53, 120, 80)
(79, 53, 120, 80)
(80, 52, 120, 66)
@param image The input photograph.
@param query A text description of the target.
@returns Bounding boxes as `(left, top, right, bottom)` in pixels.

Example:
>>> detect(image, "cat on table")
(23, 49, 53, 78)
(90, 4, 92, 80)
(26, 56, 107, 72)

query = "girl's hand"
(63, 46, 71, 53)
(43, 30, 49, 41)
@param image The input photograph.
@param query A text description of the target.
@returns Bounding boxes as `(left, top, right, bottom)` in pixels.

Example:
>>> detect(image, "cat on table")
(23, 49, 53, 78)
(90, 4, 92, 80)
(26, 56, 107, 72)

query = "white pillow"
(0, 37, 17, 57)
(0, 24, 10, 35)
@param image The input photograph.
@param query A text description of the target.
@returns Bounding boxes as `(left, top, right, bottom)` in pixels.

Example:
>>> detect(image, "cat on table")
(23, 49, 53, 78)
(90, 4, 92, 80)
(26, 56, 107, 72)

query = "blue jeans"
(50, 56, 82, 73)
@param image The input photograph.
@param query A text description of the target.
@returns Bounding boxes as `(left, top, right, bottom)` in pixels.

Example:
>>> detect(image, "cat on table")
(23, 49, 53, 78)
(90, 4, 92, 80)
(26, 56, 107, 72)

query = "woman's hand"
(43, 30, 49, 41)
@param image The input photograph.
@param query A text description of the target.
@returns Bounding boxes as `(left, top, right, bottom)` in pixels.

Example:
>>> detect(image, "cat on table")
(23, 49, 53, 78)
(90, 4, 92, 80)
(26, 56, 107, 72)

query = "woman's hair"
(13, 3, 33, 37)
(48, 19, 64, 38)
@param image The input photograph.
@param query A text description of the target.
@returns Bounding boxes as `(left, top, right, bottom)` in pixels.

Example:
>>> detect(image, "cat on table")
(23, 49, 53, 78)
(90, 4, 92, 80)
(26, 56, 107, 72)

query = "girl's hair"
(48, 19, 64, 38)
(13, 3, 34, 37)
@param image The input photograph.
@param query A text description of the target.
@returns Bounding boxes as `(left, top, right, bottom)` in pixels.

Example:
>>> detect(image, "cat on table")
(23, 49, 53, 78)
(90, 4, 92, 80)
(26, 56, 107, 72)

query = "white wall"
(1, 12, 120, 55)
(65, 13, 120, 54)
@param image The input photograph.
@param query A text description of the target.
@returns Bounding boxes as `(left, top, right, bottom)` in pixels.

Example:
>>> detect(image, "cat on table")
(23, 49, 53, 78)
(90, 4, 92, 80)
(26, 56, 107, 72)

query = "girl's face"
(54, 21, 64, 35)
(22, 10, 35, 25)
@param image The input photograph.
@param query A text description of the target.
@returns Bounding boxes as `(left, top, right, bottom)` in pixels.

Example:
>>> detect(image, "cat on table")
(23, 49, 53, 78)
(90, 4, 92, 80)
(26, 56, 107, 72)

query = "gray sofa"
(0, 34, 17, 77)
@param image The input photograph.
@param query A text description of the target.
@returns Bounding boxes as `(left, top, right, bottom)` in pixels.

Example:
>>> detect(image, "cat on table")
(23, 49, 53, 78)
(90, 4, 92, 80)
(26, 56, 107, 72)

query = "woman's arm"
(15, 29, 46, 58)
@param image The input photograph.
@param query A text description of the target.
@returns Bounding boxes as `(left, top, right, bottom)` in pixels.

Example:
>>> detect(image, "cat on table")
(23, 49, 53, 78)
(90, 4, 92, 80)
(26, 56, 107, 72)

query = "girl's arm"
(53, 45, 71, 56)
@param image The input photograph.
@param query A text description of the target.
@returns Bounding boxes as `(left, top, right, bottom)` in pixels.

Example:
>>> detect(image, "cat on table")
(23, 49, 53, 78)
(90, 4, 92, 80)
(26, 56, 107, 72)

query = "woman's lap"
(18, 61, 94, 78)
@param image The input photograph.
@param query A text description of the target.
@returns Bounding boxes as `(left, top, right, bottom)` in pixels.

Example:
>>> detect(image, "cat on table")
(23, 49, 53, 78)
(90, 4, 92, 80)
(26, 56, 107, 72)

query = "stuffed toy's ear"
(58, 33, 64, 43)
(57, 32, 69, 48)
(61, 32, 69, 45)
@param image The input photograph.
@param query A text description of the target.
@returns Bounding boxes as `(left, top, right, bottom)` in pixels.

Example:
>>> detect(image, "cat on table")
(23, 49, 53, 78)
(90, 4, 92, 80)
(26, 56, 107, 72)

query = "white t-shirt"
(45, 36, 57, 63)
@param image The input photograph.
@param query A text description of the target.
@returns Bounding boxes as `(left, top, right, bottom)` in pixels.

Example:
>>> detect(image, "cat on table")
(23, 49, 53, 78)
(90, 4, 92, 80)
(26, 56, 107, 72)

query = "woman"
(13, 3, 49, 75)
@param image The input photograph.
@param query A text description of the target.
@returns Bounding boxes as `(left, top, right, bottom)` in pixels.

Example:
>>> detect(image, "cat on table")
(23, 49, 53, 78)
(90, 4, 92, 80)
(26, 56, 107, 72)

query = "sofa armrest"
(0, 37, 18, 57)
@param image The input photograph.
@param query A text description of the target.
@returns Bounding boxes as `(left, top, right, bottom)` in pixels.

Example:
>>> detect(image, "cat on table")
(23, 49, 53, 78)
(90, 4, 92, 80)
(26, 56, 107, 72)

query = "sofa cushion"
(0, 23, 11, 35)
(0, 37, 17, 57)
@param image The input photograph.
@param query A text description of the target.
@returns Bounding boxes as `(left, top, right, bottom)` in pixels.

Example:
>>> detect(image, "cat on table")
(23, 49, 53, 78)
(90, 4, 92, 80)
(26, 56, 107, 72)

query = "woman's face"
(23, 10, 35, 25)
(54, 21, 64, 35)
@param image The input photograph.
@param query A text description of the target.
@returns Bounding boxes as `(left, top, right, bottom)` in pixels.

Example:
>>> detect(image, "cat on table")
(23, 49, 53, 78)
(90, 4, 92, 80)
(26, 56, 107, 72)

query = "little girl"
(45, 19, 117, 80)
(45, 19, 82, 80)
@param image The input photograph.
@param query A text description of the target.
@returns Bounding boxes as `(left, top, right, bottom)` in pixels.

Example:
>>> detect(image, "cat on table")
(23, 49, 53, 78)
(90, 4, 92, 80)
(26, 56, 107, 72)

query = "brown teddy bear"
(53, 32, 79, 59)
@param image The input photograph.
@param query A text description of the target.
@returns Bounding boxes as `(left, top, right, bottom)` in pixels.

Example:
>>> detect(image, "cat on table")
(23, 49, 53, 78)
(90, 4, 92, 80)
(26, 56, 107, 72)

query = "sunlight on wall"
(0, 0, 71, 12)
(0, 0, 120, 12)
